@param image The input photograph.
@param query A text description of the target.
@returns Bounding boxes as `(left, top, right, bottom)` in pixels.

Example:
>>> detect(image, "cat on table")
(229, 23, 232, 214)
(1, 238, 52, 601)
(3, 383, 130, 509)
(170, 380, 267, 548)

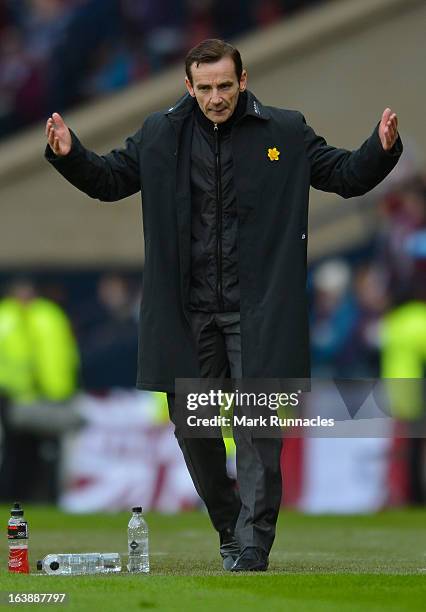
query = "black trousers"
(167, 312, 283, 553)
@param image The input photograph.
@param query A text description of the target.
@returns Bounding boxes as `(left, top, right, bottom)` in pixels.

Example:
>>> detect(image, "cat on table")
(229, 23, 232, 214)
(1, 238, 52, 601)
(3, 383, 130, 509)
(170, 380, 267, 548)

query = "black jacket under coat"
(189, 99, 244, 312)
(45, 90, 402, 392)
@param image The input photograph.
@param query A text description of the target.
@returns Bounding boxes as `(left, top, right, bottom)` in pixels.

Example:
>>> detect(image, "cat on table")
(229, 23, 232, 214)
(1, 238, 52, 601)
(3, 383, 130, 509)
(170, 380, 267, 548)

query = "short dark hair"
(185, 39, 243, 84)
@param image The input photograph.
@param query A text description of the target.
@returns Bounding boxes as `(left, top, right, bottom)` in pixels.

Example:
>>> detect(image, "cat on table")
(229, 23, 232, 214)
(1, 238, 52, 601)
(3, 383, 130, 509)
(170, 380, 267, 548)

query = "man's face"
(185, 56, 247, 124)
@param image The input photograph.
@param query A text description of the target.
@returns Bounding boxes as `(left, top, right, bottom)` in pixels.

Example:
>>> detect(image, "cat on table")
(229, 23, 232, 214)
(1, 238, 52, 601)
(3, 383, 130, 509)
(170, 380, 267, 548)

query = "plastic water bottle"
(36, 553, 121, 575)
(8, 502, 29, 574)
(127, 506, 149, 573)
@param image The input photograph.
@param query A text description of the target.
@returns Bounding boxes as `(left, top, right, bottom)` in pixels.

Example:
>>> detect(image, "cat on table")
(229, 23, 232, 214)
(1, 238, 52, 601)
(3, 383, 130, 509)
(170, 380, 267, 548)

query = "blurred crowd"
(0, 0, 324, 139)
(310, 169, 426, 379)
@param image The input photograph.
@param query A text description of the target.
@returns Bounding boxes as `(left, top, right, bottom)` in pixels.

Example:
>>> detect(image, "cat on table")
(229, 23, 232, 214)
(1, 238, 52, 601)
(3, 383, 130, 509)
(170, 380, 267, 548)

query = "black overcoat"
(46, 90, 402, 392)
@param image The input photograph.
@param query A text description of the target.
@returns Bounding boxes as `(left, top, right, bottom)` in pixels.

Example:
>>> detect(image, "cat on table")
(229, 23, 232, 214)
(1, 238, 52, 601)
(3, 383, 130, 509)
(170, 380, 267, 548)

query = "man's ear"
(239, 69, 247, 92)
(185, 77, 195, 97)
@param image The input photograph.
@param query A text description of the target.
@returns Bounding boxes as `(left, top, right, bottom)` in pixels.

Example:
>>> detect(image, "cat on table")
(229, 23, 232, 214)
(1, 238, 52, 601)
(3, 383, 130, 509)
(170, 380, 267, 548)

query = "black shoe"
(220, 528, 240, 571)
(230, 547, 269, 572)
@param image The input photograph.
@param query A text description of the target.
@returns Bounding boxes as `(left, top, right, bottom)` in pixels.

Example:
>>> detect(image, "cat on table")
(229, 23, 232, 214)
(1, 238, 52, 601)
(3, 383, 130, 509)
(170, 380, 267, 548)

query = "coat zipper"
(214, 123, 224, 311)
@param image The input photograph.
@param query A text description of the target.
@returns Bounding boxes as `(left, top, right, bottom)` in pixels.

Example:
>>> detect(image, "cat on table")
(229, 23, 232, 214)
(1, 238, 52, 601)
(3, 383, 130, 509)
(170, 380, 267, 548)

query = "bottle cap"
(37, 560, 42, 571)
(49, 561, 60, 571)
(11, 502, 23, 517)
(132, 506, 142, 513)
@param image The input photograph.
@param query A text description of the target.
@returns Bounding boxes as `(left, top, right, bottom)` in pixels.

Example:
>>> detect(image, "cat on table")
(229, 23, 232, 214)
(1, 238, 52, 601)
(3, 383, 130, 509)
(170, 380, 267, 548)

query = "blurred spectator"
(376, 175, 426, 302)
(138, 0, 187, 73)
(78, 273, 139, 390)
(0, 277, 78, 402)
(0, 277, 80, 502)
(310, 259, 357, 376)
(48, 0, 122, 111)
(21, 0, 71, 64)
(346, 264, 390, 377)
(0, 26, 45, 136)
(83, 41, 135, 97)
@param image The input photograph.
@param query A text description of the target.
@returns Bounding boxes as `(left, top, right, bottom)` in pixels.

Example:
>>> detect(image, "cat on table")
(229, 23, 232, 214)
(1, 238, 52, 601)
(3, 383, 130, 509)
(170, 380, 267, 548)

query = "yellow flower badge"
(267, 147, 280, 161)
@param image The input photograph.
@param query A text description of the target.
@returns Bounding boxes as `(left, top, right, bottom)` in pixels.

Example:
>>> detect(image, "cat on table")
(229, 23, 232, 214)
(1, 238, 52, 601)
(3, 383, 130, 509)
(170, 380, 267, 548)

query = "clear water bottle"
(8, 502, 29, 574)
(127, 506, 149, 573)
(36, 553, 121, 575)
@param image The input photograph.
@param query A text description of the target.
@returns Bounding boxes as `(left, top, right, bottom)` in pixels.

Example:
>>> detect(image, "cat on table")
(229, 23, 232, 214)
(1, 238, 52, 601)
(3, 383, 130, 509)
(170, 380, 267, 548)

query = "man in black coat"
(45, 39, 402, 571)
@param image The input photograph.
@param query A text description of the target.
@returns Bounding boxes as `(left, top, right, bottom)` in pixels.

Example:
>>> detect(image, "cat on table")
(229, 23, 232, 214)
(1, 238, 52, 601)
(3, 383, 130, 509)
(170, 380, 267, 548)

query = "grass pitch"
(0, 507, 425, 611)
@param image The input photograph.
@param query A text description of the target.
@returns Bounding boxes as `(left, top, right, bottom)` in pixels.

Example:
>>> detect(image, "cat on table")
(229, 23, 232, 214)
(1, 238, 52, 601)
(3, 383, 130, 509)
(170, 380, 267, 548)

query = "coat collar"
(165, 89, 270, 125)
(244, 90, 270, 121)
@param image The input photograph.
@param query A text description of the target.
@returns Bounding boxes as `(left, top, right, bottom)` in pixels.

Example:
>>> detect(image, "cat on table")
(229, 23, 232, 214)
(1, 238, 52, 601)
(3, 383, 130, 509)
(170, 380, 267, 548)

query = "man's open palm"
(45, 112, 72, 156)
(379, 108, 398, 151)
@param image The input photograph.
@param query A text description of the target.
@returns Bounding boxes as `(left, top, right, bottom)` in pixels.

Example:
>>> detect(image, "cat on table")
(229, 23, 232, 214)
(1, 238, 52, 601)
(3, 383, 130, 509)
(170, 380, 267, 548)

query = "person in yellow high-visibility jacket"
(381, 300, 426, 503)
(0, 279, 79, 502)
(381, 301, 426, 418)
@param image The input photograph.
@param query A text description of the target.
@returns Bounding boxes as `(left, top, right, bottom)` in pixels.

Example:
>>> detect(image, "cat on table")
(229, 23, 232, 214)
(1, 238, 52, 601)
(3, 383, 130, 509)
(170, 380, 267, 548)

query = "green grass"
(0, 507, 425, 611)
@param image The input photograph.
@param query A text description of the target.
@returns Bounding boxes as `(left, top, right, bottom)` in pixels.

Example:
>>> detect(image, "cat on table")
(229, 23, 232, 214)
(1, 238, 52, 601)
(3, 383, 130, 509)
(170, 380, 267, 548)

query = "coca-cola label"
(8, 546, 29, 573)
(7, 521, 28, 539)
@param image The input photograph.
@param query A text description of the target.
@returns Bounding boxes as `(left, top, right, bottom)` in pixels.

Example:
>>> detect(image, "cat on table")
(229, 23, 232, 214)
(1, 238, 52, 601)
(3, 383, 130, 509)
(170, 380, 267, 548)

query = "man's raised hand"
(45, 112, 72, 156)
(379, 108, 398, 151)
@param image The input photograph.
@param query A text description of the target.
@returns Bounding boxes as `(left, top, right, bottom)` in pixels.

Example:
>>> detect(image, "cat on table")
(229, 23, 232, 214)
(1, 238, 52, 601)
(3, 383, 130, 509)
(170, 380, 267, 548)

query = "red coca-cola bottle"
(8, 502, 29, 573)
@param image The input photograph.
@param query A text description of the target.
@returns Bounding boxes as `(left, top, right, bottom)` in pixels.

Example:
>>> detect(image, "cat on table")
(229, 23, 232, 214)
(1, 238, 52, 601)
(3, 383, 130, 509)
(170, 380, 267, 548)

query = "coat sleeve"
(44, 127, 143, 202)
(301, 114, 403, 199)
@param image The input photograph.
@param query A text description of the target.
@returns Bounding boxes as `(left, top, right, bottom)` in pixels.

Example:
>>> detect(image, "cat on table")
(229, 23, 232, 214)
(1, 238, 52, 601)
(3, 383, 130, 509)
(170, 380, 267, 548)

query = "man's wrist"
(45, 131, 81, 163)
(373, 123, 402, 157)
(382, 133, 402, 156)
